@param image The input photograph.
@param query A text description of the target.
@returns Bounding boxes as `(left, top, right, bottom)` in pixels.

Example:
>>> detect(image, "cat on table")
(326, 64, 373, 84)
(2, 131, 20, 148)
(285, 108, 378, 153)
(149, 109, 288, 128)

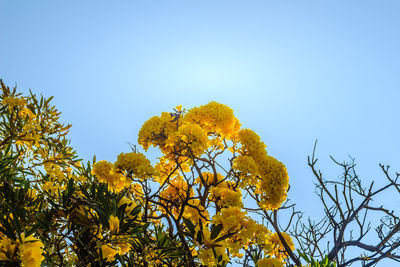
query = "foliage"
(0, 81, 294, 266)
(298, 251, 336, 267)
(2, 80, 398, 267)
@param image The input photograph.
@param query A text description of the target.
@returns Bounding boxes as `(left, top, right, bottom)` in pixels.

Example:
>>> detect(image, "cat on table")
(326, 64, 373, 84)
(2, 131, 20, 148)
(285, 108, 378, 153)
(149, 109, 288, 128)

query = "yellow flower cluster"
(154, 157, 179, 184)
(267, 232, 295, 261)
(166, 122, 209, 156)
(197, 245, 229, 266)
(256, 156, 289, 211)
(41, 181, 66, 196)
(213, 206, 246, 233)
(257, 257, 285, 267)
(0, 234, 44, 267)
(195, 172, 225, 186)
(237, 129, 267, 162)
(138, 112, 179, 152)
(159, 176, 191, 205)
(100, 237, 133, 262)
(44, 162, 66, 182)
(183, 199, 209, 224)
(183, 101, 241, 139)
(234, 155, 259, 175)
(138, 102, 240, 160)
(2, 96, 27, 111)
(101, 244, 119, 262)
(115, 152, 157, 179)
(196, 226, 229, 266)
(19, 235, 45, 267)
(0, 236, 17, 262)
(92, 160, 130, 192)
(236, 129, 289, 210)
(108, 215, 120, 233)
(118, 197, 139, 218)
(90, 101, 293, 266)
(239, 218, 271, 246)
(210, 183, 243, 208)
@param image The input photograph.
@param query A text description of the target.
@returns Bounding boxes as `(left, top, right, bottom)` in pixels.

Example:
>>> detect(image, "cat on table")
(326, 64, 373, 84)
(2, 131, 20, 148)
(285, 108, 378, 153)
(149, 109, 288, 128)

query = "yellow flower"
(2, 96, 27, 111)
(183, 101, 241, 139)
(238, 128, 267, 162)
(138, 112, 178, 151)
(26, 188, 37, 200)
(175, 105, 182, 112)
(198, 246, 228, 266)
(117, 242, 132, 255)
(92, 160, 130, 192)
(236, 218, 271, 247)
(198, 247, 215, 266)
(210, 184, 243, 208)
(0, 236, 17, 261)
(44, 162, 65, 182)
(257, 257, 284, 267)
(267, 232, 295, 260)
(118, 197, 137, 216)
(19, 235, 44, 267)
(257, 156, 289, 211)
(101, 244, 118, 262)
(41, 181, 65, 196)
(236, 128, 289, 210)
(195, 172, 224, 186)
(108, 215, 120, 233)
(114, 152, 157, 179)
(159, 176, 192, 213)
(166, 122, 209, 156)
(92, 160, 114, 178)
(233, 155, 258, 175)
(213, 207, 246, 233)
(183, 199, 209, 224)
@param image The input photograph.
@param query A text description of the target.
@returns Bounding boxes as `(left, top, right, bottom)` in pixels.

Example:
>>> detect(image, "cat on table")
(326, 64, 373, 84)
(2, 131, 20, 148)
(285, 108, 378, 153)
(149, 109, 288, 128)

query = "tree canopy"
(0, 80, 399, 267)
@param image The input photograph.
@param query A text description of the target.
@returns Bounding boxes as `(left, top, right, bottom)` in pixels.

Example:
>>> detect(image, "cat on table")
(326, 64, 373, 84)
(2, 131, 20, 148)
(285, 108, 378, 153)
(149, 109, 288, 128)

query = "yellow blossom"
(175, 105, 182, 112)
(166, 122, 209, 156)
(238, 128, 267, 162)
(41, 181, 65, 196)
(19, 235, 44, 267)
(183, 199, 209, 224)
(257, 257, 284, 267)
(183, 101, 241, 139)
(108, 215, 120, 233)
(0, 236, 17, 261)
(213, 207, 246, 233)
(2, 96, 27, 111)
(210, 184, 243, 208)
(114, 152, 157, 179)
(257, 156, 289, 211)
(101, 244, 118, 262)
(92, 160, 130, 192)
(138, 112, 179, 151)
(267, 232, 294, 260)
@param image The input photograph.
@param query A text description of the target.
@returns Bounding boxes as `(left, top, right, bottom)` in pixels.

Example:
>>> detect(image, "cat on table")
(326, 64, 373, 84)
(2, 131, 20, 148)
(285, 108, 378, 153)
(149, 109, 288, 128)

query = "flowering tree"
(2, 80, 398, 267)
(0, 80, 295, 266)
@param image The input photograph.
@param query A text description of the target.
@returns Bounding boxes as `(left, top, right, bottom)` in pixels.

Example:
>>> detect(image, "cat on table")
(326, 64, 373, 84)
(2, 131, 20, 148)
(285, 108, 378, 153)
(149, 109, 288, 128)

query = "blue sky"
(1, 0, 400, 259)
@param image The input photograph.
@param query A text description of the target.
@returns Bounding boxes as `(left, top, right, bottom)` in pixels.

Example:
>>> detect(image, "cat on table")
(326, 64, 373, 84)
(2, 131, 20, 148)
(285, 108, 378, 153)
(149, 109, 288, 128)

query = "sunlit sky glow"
(1, 1, 400, 244)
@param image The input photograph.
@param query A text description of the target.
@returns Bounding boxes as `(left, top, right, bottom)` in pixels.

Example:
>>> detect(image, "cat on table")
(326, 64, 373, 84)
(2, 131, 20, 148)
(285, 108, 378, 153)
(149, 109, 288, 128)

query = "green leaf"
(298, 250, 310, 263)
(130, 205, 142, 217)
(183, 217, 196, 236)
(214, 232, 235, 243)
(196, 228, 203, 244)
(210, 224, 223, 240)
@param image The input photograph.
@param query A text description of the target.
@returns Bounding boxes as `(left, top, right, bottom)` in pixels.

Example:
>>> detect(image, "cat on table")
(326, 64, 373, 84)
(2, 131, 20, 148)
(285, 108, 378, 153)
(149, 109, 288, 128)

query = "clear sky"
(1, 0, 400, 260)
